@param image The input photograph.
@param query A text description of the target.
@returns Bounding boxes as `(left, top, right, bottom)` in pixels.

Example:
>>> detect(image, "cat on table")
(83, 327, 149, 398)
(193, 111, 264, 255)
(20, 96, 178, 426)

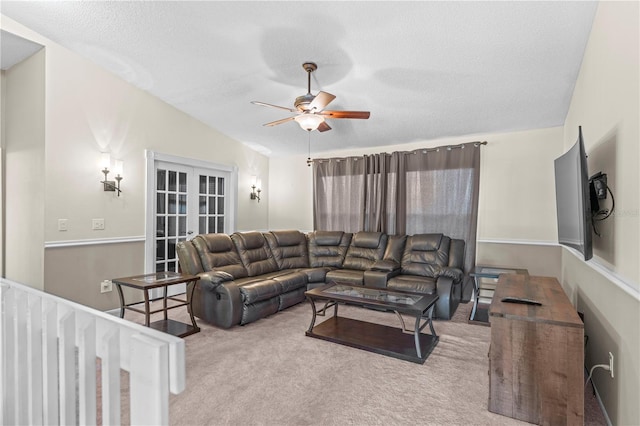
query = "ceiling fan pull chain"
(307, 130, 312, 167)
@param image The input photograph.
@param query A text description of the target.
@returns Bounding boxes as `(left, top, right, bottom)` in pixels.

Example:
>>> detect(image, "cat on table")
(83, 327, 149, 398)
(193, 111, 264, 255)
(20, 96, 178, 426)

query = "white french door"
(145, 151, 237, 296)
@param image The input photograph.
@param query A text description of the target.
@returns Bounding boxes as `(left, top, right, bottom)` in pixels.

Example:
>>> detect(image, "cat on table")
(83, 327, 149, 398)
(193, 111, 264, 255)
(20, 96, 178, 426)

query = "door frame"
(144, 150, 238, 274)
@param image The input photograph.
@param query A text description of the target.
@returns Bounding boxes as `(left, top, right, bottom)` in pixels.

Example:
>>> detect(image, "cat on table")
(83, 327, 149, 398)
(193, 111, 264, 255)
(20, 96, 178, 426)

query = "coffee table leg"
(115, 283, 126, 318)
(306, 297, 317, 333)
(427, 304, 437, 337)
(413, 315, 422, 359)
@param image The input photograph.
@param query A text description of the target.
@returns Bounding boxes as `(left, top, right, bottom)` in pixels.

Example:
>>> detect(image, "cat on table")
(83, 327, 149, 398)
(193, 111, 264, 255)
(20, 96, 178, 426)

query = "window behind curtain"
(313, 142, 481, 277)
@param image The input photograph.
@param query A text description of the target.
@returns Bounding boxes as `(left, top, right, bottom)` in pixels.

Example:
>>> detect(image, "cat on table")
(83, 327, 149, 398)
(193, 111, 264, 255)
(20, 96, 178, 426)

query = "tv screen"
(554, 126, 593, 261)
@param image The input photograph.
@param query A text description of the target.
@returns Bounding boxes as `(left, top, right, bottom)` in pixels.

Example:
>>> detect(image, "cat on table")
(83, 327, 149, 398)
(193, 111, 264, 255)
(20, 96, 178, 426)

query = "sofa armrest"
(370, 259, 400, 272)
(364, 268, 400, 289)
(197, 270, 235, 287)
(438, 266, 463, 284)
(191, 274, 242, 328)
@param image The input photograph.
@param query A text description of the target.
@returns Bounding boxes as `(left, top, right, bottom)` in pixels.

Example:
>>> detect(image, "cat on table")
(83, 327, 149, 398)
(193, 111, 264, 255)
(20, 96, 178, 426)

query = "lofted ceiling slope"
(1, 1, 597, 157)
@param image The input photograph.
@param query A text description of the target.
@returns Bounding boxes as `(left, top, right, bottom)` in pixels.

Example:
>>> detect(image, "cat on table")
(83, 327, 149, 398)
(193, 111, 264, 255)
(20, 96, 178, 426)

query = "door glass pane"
(209, 177, 216, 194)
(169, 171, 177, 191)
(208, 197, 216, 214)
(217, 197, 224, 215)
(199, 217, 206, 234)
(208, 217, 215, 233)
(199, 196, 206, 214)
(178, 216, 186, 236)
(179, 194, 187, 214)
(157, 170, 166, 191)
(168, 194, 177, 214)
(168, 239, 176, 260)
(218, 177, 225, 195)
(168, 216, 176, 237)
(156, 239, 165, 261)
(179, 172, 187, 192)
(156, 216, 165, 237)
(217, 217, 225, 233)
(156, 262, 166, 272)
(157, 193, 166, 214)
(199, 175, 207, 194)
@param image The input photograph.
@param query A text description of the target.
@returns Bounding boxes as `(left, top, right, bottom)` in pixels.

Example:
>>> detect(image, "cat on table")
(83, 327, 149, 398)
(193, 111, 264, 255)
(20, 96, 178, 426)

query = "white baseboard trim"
(45, 236, 145, 248)
(586, 366, 613, 426)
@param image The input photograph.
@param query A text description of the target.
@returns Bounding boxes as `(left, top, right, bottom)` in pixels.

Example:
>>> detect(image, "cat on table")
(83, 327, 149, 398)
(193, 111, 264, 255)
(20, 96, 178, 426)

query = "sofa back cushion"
(231, 231, 279, 276)
(342, 231, 388, 271)
(264, 230, 309, 270)
(308, 231, 352, 268)
(400, 233, 451, 277)
(192, 234, 248, 279)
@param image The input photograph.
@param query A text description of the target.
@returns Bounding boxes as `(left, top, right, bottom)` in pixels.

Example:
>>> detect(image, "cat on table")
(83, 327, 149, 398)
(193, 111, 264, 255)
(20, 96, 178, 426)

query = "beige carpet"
(118, 300, 605, 426)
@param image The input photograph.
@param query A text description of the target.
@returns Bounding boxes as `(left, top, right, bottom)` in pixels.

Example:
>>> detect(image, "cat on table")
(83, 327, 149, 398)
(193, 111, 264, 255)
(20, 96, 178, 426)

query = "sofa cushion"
(264, 230, 310, 270)
(387, 275, 437, 294)
(192, 234, 248, 279)
(301, 267, 332, 283)
(400, 234, 451, 277)
(308, 231, 352, 268)
(232, 231, 279, 276)
(273, 272, 308, 293)
(237, 279, 281, 304)
(325, 269, 366, 286)
(342, 231, 388, 271)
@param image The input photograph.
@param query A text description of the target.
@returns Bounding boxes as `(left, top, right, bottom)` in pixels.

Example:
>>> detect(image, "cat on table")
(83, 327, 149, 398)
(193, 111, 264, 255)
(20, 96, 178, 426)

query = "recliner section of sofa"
(177, 229, 465, 328)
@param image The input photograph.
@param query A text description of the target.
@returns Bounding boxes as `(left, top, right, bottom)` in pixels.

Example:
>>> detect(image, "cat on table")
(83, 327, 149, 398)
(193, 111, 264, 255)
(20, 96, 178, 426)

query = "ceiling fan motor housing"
(295, 94, 315, 111)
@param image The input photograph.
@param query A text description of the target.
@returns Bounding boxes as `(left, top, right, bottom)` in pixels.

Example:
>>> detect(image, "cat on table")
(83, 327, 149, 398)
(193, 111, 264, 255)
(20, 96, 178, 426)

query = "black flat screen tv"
(554, 126, 593, 260)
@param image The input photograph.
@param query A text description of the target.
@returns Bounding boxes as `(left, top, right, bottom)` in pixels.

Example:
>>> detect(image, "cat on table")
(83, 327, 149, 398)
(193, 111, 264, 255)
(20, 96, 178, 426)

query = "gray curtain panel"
(313, 141, 481, 275)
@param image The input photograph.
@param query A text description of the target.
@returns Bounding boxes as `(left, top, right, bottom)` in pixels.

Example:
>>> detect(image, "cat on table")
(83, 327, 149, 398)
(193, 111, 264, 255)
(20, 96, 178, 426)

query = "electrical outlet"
(608, 352, 614, 378)
(100, 280, 112, 293)
(92, 218, 105, 230)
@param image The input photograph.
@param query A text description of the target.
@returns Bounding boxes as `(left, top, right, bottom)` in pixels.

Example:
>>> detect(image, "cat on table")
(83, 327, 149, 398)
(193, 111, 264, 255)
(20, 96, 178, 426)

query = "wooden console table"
(488, 274, 583, 425)
(112, 271, 200, 338)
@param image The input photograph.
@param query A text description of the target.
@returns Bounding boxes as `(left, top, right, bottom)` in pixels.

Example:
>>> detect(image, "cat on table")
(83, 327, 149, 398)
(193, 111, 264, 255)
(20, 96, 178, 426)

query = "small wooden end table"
(112, 271, 200, 338)
(469, 266, 528, 324)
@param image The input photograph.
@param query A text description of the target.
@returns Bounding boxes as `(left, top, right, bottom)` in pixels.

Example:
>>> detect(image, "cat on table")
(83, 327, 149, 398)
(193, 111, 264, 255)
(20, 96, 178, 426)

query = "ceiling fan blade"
(251, 101, 295, 112)
(317, 121, 332, 132)
(320, 110, 370, 119)
(263, 116, 296, 127)
(308, 91, 336, 111)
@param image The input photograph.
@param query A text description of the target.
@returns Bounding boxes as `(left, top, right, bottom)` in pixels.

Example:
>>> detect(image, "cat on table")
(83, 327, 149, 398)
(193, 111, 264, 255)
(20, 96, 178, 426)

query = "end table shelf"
(111, 271, 200, 338)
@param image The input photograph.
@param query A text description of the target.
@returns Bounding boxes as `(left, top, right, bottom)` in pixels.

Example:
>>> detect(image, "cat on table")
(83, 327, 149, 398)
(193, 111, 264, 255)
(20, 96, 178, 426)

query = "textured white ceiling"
(1, 1, 597, 157)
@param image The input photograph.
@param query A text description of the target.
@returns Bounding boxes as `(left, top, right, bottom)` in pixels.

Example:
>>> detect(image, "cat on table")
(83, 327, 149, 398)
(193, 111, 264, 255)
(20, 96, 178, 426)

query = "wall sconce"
(100, 153, 123, 196)
(250, 176, 261, 202)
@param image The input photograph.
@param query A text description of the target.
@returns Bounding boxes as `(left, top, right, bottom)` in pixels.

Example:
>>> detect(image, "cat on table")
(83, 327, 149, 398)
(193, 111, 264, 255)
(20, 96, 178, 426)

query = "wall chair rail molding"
(44, 236, 146, 249)
(479, 239, 640, 301)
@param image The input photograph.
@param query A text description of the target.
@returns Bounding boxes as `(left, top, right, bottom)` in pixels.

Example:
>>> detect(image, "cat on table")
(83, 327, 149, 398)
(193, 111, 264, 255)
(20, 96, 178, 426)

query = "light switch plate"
(58, 219, 68, 231)
(92, 218, 105, 230)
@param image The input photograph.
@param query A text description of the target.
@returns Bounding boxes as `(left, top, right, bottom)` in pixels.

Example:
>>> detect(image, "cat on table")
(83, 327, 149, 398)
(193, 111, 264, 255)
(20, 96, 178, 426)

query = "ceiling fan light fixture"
(294, 113, 325, 131)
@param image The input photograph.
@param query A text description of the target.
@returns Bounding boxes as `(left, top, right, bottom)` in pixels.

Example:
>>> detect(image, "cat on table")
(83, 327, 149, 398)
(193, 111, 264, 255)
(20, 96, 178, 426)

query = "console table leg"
(427, 305, 437, 337)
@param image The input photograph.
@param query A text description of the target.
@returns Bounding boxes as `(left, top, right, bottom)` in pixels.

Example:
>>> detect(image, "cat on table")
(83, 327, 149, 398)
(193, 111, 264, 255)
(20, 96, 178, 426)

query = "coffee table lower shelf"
(306, 316, 439, 364)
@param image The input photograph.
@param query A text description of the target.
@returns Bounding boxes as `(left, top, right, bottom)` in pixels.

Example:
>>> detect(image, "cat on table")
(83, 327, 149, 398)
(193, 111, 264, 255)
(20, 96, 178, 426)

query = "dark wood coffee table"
(305, 283, 439, 364)
(112, 271, 200, 338)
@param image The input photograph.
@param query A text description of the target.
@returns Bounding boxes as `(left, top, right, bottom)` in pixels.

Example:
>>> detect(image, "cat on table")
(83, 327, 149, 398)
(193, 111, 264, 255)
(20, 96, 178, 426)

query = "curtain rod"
(313, 141, 488, 163)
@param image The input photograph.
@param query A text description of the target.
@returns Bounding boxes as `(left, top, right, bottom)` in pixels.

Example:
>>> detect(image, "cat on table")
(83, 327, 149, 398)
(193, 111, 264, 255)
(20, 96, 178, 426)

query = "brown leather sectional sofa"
(176, 230, 465, 329)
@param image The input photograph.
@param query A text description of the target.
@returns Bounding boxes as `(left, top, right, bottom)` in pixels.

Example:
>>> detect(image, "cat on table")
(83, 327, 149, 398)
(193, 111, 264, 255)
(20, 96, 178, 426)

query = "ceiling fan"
(251, 62, 370, 132)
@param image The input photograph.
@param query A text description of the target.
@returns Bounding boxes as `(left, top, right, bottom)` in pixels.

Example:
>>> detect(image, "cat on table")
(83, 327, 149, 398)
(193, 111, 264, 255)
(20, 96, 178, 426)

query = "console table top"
(489, 274, 583, 328)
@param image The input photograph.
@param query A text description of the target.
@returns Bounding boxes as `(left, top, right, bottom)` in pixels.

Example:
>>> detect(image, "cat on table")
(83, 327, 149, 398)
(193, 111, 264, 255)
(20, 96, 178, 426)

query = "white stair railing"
(0, 278, 185, 425)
